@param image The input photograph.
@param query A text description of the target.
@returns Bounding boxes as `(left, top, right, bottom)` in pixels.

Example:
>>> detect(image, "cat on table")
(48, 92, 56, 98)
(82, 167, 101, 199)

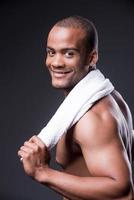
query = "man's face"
(46, 26, 90, 93)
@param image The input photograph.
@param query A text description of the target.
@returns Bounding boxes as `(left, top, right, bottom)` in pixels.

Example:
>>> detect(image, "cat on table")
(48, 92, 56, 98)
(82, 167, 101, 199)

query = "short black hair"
(55, 15, 98, 52)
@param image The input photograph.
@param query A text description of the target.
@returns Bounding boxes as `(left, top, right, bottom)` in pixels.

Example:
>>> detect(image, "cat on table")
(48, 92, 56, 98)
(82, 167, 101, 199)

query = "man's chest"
(55, 128, 91, 178)
(55, 127, 82, 168)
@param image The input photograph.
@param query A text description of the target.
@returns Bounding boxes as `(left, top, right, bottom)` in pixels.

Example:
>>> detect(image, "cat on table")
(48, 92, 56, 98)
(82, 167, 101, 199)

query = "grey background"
(0, 0, 134, 199)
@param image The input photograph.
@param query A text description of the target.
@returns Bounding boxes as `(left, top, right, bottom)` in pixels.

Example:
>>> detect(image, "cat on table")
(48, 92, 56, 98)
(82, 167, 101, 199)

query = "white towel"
(38, 69, 114, 149)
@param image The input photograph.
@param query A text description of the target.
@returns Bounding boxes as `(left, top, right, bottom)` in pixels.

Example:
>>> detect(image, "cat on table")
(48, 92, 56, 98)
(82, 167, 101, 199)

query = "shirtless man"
(18, 16, 134, 199)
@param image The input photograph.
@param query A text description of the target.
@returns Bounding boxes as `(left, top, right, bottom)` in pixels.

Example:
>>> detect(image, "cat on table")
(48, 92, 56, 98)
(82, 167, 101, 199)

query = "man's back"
(56, 90, 133, 199)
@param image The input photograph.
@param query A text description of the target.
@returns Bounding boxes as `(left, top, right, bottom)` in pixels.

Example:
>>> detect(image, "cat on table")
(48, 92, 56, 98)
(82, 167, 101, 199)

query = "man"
(18, 16, 134, 199)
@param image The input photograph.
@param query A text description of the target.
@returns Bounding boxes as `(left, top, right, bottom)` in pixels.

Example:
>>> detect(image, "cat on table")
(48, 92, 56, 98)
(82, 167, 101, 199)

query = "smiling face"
(46, 26, 94, 94)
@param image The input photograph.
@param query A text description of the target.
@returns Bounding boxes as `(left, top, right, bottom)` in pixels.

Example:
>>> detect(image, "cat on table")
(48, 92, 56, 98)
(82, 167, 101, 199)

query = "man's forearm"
(36, 167, 131, 200)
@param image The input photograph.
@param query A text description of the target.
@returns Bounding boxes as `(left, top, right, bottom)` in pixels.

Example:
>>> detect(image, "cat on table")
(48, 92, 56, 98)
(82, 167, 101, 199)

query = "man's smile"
(50, 69, 73, 78)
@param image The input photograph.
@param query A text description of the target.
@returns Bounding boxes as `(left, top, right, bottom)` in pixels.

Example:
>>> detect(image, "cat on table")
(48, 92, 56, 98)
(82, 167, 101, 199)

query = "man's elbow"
(115, 179, 133, 199)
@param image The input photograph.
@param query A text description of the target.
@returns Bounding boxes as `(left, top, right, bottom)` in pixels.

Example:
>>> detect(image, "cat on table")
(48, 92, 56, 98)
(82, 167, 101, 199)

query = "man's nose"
(51, 54, 64, 68)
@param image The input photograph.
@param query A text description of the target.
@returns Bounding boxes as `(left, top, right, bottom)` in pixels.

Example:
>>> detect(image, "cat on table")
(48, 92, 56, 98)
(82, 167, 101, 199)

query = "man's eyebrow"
(46, 47, 55, 51)
(62, 48, 79, 52)
(46, 46, 79, 52)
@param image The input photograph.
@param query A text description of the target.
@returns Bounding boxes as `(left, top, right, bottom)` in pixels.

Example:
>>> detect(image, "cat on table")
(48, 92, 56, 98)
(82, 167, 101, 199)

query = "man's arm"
(18, 112, 133, 200)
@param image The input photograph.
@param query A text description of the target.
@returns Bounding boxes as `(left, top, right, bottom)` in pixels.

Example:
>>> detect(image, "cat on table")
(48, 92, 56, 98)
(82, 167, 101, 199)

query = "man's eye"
(65, 51, 74, 58)
(47, 50, 55, 57)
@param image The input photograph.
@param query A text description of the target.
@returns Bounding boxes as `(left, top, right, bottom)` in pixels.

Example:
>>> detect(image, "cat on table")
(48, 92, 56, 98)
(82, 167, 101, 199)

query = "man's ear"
(87, 50, 98, 67)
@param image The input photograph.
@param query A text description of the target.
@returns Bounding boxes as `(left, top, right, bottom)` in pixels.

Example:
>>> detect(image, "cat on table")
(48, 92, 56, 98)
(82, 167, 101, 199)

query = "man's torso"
(56, 90, 133, 200)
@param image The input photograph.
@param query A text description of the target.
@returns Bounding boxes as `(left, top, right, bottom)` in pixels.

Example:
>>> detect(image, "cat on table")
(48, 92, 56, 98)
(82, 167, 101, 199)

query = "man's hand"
(18, 135, 50, 182)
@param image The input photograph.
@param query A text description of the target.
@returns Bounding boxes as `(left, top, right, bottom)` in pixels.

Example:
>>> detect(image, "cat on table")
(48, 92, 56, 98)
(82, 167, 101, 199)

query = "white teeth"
(51, 70, 71, 78)
(53, 71, 69, 74)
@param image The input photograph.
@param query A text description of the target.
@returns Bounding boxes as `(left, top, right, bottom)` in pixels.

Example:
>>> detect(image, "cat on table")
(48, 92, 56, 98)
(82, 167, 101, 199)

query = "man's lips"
(51, 70, 71, 74)
(51, 69, 72, 78)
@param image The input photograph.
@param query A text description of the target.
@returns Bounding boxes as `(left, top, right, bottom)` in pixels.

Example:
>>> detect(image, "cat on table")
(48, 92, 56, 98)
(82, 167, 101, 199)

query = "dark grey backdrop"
(1, 0, 134, 199)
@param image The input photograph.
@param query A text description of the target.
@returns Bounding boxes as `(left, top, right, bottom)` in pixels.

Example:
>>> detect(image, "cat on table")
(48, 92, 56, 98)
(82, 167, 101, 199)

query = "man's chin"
(52, 82, 73, 91)
(52, 83, 66, 89)
(52, 80, 64, 88)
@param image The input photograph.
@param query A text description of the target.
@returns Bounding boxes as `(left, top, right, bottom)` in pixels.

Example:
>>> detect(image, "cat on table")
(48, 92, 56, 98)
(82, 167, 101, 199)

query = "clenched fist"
(18, 135, 50, 182)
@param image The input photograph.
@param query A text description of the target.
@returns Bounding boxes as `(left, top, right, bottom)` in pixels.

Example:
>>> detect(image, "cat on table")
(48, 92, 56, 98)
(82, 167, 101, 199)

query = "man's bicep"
(76, 115, 131, 181)
(83, 137, 130, 180)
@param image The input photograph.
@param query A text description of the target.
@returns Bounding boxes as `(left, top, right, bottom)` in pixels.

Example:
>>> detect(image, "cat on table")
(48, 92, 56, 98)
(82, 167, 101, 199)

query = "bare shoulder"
(73, 94, 121, 147)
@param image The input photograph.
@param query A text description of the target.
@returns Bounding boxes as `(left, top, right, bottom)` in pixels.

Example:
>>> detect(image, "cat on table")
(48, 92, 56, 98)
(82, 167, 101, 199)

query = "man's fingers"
(18, 149, 29, 160)
(20, 145, 34, 153)
(24, 141, 39, 151)
(18, 142, 37, 161)
(29, 135, 46, 149)
(18, 135, 48, 163)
